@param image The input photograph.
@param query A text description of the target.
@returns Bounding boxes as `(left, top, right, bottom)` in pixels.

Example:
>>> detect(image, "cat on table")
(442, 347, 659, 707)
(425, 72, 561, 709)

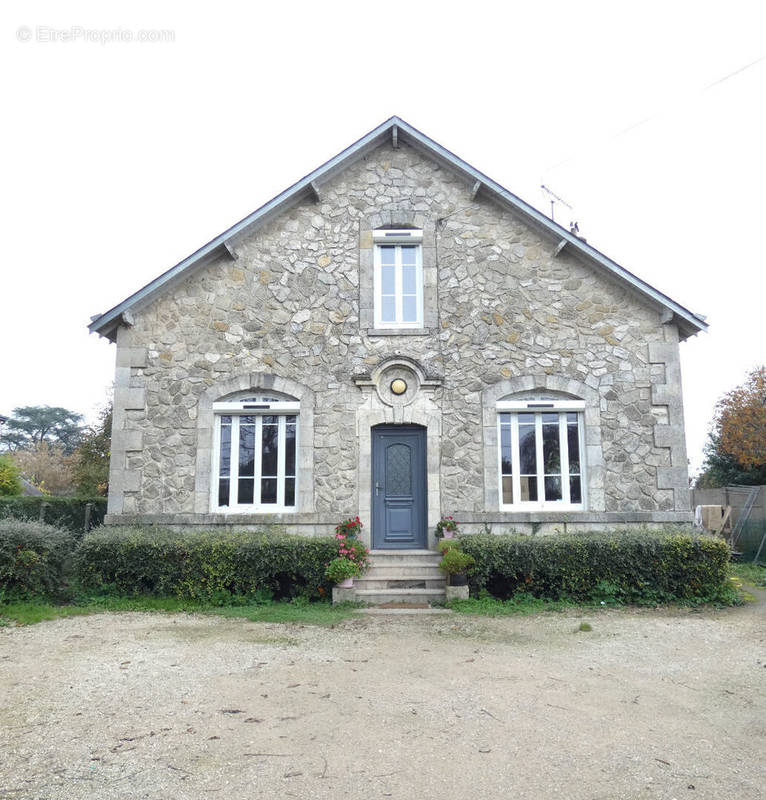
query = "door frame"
(371, 424, 427, 550)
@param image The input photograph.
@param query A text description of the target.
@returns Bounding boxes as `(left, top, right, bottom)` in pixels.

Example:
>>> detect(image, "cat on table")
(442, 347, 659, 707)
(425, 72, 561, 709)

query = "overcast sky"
(2, 1, 765, 476)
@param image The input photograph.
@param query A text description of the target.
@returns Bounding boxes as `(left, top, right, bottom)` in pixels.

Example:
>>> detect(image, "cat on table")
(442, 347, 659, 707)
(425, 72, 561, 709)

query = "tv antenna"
(540, 184, 573, 223)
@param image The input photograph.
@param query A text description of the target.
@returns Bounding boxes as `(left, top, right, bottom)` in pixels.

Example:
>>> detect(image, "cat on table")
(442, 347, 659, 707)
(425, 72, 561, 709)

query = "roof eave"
(88, 115, 708, 341)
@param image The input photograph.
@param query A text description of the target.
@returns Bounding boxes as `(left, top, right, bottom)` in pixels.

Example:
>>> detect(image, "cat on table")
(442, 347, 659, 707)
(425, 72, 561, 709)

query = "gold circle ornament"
(390, 378, 407, 395)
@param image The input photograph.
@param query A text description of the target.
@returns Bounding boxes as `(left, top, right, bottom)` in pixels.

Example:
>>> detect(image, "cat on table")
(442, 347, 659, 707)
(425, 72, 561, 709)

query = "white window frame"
(211, 396, 299, 513)
(373, 229, 424, 329)
(496, 398, 586, 511)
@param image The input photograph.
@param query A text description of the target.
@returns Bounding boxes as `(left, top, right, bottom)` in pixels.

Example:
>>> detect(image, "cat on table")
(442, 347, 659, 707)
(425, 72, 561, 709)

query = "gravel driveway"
(1, 597, 764, 800)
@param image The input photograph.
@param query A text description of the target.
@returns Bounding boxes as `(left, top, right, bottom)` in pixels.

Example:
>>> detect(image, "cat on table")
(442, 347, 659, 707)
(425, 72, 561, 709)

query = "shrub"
(0, 496, 106, 536)
(74, 527, 339, 603)
(0, 455, 22, 496)
(458, 530, 731, 604)
(0, 518, 77, 601)
(438, 547, 475, 576)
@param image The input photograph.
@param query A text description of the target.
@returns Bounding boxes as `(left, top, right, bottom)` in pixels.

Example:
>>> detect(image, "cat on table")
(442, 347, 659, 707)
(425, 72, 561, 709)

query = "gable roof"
(88, 116, 708, 341)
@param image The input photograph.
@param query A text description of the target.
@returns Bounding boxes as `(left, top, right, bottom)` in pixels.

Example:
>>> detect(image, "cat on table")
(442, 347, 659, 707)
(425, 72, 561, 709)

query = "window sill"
(213, 507, 296, 515)
(500, 505, 585, 513)
(366, 328, 433, 337)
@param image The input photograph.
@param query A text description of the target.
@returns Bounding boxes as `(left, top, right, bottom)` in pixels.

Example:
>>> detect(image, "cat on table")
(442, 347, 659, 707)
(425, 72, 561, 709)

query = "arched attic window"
(496, 391, 585, 510)
(212, 390, 299, 512)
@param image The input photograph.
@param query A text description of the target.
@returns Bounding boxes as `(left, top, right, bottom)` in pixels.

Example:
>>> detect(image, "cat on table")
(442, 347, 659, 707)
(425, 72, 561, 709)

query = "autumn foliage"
(715, 366, 766, 470)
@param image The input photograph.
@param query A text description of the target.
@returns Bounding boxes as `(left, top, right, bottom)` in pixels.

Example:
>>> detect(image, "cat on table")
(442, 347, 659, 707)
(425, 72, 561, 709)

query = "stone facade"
(104, 134, 694, 544)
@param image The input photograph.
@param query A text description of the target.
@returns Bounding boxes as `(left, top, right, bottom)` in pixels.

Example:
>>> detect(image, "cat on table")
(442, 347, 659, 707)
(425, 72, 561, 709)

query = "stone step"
(355, 576, 446, 591)
(365, 565, 444, 578)
(368, 550, 442, 565)
(355, 588, 446, 606)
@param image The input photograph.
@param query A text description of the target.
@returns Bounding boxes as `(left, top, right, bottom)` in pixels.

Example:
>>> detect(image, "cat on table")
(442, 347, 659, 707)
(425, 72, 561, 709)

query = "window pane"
(544, 476, 562, 501)
(566, 412, 578, 424)
(218, 478, 230, 507)
(381, 295, 396, 322)
(568, 422, 580, 473)
(502, 476, 513, 505)
(517, 412, 534, 425)
(285, 423, 296, 476)
(500, 425, 512, 476)
(221, 415, 232, 424)
(542, 412, 559, 425)
(520, 476, 538, 502)
(570, 476, 582, 504)
(261, 420, 278, 476)
(219, 422, 231, 477)
(381, 264, 395, 295)
(238, 478, 254, 504)
(386, 443, 412, 496)
(499, 412, 511, 425)
(402, 264, 417, 294)
(241, 415, 256, 425)
(402, 295, 418, 322)
(400, 245, 417, 265)
(261, 478, 277, 504)
(519, 424, 537, 474)
(284, 477, 296, 507)
(239, 423, 255, 477)
(262, 415, 279, 425)
(380, 246, 395, 265)
(542, 423, 561, 473)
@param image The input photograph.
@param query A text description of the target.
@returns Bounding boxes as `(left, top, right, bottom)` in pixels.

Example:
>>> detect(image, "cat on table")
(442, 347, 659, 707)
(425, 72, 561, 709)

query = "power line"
(543, 53, 766, 176)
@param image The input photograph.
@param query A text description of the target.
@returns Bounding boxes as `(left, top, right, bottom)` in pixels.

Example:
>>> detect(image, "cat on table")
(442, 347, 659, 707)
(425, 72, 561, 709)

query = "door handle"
(375, 481, 381, 496)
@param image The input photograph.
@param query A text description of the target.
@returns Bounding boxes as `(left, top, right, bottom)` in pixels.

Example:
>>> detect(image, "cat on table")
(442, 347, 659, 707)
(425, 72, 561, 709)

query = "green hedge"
(0, 496, 106, 537)
(458, 531, 732, 604)
(74, 527, 339, 603)
(0, 518, 78, 601)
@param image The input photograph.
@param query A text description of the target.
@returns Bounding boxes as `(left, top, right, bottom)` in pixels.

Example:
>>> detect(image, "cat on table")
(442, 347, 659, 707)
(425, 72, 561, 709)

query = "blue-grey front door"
(372, 425, 427, 549)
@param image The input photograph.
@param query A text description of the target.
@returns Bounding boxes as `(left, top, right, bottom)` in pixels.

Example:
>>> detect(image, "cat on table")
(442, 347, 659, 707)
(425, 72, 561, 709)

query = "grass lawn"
(731, 561, 766, 588)
(0, 596, 361, 627)
(2, 564, 760, 627)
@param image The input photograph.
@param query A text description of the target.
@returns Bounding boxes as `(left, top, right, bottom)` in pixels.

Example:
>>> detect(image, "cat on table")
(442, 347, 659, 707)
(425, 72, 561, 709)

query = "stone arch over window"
(194, 373, 314, 514)
(359, 211, 437, 334)
(481, 375, 604, 512)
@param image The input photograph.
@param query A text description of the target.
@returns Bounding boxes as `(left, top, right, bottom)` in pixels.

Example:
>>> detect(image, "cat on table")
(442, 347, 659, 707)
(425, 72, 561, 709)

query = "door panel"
(372, 426, 427, 549)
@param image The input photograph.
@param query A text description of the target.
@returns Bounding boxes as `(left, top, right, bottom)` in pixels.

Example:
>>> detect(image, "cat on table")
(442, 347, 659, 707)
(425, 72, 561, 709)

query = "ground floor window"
(213, 395, 298, 512)
(497, 397, 585, 510)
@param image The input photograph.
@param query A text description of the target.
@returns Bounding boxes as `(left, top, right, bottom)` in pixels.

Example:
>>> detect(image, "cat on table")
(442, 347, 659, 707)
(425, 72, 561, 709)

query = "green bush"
(458, 530, 732, 604)
(0, 496, 106, 536)
(0, 518, 77, 601)
(74, 527, 339, 603)
(0, 455, 22, 496)
(438, 547, 475, 575)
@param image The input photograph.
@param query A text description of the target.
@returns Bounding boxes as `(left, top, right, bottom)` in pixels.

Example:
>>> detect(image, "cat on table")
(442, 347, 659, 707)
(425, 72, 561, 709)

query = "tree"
(12, 442, 77, 495)
(0, 406, 84, 454)
(696, 366, 766, 488)
(73, 403, 112, 496)
(0, 454, 22, 496)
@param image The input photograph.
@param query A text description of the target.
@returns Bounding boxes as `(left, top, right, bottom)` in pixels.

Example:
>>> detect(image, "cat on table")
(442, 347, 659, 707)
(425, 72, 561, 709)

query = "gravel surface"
(1, 597, 765, 800)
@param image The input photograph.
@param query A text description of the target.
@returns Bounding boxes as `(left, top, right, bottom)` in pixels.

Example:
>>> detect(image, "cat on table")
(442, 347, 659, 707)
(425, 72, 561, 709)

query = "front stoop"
(332, 549, 446, 606)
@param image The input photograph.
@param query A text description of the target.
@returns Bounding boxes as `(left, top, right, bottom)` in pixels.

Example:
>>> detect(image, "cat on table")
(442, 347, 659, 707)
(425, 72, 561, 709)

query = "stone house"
(89, 116, 707, 551)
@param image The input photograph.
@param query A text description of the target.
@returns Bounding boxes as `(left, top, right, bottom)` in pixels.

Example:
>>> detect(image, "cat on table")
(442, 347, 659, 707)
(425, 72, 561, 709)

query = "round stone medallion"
(377, 364, 420, 406)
